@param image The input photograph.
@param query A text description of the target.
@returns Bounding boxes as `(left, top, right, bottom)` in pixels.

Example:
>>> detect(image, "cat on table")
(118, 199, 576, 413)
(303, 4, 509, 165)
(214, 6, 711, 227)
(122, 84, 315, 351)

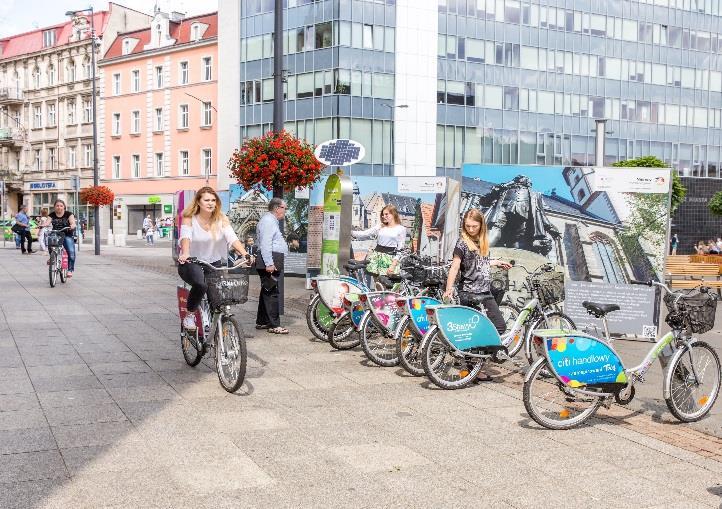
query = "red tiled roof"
(103, 12, 217, 60)
(0, 11, 110, 59)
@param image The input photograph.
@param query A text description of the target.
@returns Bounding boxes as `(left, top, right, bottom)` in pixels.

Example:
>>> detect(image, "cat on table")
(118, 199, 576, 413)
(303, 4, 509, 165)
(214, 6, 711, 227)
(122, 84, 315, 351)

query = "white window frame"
(201, 148, 212, 177)
(33, 104, 42, 128)
(155, 108, 163, 131)
(112, 155, 121, 179)
(155, 152, 164, 177)
(179, 104, 189, 128)
(34, 149, 42, 171)
(47, 65, 56, 86)
(131, 69, 140, 92)
(112, 113, 121, 136)
(122, 39, 132, 55)
(47, 103, 56, 126)
(112, 73, 121, 95)
(83, 99, 92, 123)
(43, 30, 56, 48)
(83, 144, 92, 167)
(202, 57, 212, 81)
(179, 61, 189, 85)
(179, 150, 189, 175)
(131, 110, 140, 134)
(67, 100, 76, 125)
(201, 102, 212, 126)
(47, 147, 56, 170)
(67, 146, 76, 168)
(155, 65, 164, 88)
(132, 154, 141, 178)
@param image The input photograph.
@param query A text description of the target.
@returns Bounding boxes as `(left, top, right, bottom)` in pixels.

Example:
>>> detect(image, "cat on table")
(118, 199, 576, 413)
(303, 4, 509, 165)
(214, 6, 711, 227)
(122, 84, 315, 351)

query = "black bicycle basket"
(530, 270, 565, 307)
(490, 268, 509, 305)
(47, 231, 64, 248)
(664, 291, 717, 334)
(205, 269, 250, 307)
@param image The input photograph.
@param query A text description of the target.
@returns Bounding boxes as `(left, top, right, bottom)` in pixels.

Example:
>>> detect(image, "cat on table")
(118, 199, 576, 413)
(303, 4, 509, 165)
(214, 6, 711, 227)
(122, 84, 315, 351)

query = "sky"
(462, 164, 573, 200)
(0, 0, 218, 38)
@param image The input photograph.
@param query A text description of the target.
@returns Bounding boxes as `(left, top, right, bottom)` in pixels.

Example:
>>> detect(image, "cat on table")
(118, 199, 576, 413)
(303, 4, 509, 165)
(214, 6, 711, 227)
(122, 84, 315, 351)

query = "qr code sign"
(642, 325, 657, 339)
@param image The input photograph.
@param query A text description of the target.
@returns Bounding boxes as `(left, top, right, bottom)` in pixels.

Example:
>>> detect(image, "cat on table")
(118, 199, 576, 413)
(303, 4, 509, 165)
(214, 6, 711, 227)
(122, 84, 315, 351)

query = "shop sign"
(29, 181, 57, 190)
(148, 196, 161, 204)
(163, 204, 173, 214)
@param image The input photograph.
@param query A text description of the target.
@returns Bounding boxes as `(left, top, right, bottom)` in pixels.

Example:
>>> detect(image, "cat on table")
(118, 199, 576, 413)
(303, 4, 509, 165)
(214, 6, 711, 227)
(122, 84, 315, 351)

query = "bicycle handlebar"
(186, 257, 250, 271)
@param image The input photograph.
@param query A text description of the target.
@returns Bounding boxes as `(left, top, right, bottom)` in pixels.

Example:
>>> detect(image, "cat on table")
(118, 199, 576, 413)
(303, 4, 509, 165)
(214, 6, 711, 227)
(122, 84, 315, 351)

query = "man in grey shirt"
(255, 197, 289, 334)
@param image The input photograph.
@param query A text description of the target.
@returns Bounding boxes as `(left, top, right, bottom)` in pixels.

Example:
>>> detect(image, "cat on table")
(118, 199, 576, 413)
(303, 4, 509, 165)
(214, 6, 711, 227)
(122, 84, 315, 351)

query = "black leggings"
(459, 292, 507, 334)
(177, 260, 222, 312)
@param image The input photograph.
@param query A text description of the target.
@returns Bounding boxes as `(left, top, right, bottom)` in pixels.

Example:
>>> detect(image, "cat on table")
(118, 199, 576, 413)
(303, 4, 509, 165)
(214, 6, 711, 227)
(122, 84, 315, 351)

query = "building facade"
(0, 4, 149, 222)
(99, 9, 218, 237)
(219, 0, 722, 187)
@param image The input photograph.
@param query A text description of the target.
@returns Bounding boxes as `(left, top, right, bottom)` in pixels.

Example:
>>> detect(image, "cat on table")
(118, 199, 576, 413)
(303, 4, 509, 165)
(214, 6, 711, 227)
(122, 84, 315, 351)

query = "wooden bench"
(690, 255, 722, 275)
(669, 279, 722, 291)
(665, 263, 720, 278)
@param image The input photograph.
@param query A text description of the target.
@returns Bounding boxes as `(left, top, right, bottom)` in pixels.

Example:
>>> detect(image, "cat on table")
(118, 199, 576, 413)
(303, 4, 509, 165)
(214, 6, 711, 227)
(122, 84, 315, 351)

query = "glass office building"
(220, 0, 722, 179)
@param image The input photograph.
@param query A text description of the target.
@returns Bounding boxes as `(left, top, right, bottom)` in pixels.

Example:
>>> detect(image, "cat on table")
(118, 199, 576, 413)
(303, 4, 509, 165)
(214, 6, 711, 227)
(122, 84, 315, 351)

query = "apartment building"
(0, 3, 149, 221)
(99, 8, 218, 236)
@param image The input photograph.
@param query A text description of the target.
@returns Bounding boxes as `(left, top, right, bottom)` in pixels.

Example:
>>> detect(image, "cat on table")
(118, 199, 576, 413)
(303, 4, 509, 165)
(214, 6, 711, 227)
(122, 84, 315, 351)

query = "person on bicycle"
(351, 204, 406, 276)
(444, 208, 511, 379)
(177, 186, 251, 331)
(48, 199, 77, 277)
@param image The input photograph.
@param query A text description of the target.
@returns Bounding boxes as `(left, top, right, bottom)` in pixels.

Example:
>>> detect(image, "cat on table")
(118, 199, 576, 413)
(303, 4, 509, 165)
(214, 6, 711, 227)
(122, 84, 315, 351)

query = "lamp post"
(66, 6, 100, 255)
(380, 103, 408, 175)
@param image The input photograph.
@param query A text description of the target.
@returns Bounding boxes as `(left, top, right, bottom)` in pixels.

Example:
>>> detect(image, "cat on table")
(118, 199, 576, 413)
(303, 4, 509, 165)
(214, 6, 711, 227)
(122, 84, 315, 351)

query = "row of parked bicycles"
(306, 252, 721, 430)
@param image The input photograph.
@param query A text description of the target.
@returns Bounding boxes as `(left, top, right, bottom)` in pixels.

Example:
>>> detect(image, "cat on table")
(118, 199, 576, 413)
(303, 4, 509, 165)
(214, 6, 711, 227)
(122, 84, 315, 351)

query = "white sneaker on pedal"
(183, 314, 197, 330)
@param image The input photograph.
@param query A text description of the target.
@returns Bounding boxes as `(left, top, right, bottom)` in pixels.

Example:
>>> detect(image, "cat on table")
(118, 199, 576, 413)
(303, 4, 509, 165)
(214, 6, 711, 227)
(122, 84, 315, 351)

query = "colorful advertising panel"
(434, 306, 502, 350)
(321, 175, 343, 275)
(367, 292, 405, 333)
(461, 164, 672, 337)
(407, 297, 441, 336)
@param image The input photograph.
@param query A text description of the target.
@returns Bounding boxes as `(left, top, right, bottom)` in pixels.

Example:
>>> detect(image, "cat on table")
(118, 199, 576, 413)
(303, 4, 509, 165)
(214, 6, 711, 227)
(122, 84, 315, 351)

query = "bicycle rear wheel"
(215, 315, 247, 393)
(422, 329, 482, 390)
(48, 252, 57, 288)
(524, 311, 576, 366)
(180, 327, 204, 367)
(328, 312, 359, 350)
(307, 294, 333, 341)
(59, 260, 67, 283)
(523, 357, 602, 430)
(360, 313, 399, 367)
(665, 341, 721, 422)
(396, 318, 424, 376)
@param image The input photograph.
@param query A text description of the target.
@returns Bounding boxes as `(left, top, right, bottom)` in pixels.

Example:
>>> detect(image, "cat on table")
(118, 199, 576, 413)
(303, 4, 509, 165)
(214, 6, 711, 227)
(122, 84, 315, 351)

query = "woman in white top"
(352, 204, 406, 275)
(177, 186, 250, 330)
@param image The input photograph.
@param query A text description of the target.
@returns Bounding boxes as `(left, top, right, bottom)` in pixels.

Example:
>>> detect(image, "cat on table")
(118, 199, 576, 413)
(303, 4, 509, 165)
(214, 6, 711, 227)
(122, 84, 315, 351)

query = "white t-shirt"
(179, 216, 239, 263)
(352, 223, 406, 257)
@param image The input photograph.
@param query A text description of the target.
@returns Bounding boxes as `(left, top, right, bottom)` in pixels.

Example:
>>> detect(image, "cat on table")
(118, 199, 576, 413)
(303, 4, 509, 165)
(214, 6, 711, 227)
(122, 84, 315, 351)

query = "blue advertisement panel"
(407, 297, 440, 336)
(544, 334, 627, 387)
(434, 306, 502, 350)
(461, 164, 671, 338)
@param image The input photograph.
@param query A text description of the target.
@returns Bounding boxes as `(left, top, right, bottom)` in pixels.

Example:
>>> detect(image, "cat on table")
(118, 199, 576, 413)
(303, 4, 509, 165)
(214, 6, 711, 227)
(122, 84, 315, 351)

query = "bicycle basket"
(47, 232, 63, 248)
(205, 269, 250, 307)
(530, 270, 565, 307)
(664, 291, 717, 334)
(490, 268, 509, 305)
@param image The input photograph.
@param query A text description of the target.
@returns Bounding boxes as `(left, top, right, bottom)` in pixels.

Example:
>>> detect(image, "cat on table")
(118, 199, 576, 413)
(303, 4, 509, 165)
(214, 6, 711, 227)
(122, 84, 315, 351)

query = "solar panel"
(314, 139, 364, 167)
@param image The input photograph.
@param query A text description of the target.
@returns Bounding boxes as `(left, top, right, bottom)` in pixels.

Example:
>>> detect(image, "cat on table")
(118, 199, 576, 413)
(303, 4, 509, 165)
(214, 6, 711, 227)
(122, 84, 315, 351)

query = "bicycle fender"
(419, 324, 439, 353)
(662, 339, 700, 400)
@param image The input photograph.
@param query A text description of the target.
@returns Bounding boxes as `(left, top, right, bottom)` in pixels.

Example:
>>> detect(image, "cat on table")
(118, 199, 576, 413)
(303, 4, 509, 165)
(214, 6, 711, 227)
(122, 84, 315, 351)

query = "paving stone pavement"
(0, 244, 721, 508)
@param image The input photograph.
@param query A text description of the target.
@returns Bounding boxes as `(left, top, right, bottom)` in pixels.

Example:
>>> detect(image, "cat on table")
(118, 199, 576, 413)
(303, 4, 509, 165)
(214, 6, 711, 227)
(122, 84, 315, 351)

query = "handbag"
(11, 223, 23, 234)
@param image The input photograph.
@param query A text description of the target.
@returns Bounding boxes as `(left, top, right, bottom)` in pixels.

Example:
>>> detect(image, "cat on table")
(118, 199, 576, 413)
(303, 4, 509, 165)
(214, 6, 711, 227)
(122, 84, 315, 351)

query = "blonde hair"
(40, 208, 49, 217)
(380, 204, 401, 226)
(461, 208, 489, 257)
(182, 186, 229, 239)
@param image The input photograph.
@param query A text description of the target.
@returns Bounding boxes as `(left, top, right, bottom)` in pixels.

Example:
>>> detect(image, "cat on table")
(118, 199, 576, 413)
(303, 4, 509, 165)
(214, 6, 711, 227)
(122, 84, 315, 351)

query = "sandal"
(255, 324, 269, 330)
(267, 327, 289, 335)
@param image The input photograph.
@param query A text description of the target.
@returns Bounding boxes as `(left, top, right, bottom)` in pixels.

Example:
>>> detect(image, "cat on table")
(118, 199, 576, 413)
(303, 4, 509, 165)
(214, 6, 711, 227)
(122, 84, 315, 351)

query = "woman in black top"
(49, 199, 77, 277)
(444, 208, 512, 381)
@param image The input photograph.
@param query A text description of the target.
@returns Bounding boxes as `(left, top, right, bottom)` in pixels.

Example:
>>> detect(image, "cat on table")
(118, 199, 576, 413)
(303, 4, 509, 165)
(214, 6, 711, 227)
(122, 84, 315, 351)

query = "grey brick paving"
(0, 244, 721, 508)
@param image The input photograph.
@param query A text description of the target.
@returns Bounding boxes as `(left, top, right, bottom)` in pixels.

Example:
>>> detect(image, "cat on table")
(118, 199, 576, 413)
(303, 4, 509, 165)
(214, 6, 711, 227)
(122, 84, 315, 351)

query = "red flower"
(80, 186, 115, 207)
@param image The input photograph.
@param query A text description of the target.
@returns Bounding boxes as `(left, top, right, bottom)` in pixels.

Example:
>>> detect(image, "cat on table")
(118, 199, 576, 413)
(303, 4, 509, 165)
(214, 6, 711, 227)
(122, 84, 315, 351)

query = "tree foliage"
(709, 191, 722, 217)
(611, 156, 687, 212)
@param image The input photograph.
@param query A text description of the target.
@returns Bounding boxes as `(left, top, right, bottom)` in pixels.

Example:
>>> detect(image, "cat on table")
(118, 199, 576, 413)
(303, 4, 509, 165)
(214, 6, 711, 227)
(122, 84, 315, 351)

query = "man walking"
(255, 198, 289, 335)
(15, 204, 33, 254)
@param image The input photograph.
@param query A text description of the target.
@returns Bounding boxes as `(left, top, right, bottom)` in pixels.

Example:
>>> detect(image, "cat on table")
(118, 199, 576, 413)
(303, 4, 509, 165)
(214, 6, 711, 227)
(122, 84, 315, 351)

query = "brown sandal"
(267, 327, 289, 335)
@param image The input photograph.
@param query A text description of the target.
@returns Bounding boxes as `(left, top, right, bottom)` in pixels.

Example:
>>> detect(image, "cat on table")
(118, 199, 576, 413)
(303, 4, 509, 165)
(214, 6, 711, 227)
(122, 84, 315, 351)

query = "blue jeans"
(63, 235, 76, 271)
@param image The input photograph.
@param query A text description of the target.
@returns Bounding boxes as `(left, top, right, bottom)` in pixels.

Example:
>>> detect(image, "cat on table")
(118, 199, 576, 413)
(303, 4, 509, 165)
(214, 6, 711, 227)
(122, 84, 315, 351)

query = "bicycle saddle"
(582, 301, 620, 318)
(423, 278, 442, 287)
(343, 261, 369, 271)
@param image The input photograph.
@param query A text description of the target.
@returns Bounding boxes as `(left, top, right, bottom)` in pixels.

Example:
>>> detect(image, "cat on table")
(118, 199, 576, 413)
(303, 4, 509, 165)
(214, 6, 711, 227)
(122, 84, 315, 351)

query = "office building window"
(179, 150, 189, 175)
(179, 104, 189, 128)
(132, 154, 141, 178)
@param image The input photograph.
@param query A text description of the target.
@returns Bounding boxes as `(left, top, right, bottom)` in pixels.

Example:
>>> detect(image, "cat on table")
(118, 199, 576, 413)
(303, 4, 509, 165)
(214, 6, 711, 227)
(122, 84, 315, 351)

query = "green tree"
(709, 191, 722, 217)
(611, 156, 687, 212)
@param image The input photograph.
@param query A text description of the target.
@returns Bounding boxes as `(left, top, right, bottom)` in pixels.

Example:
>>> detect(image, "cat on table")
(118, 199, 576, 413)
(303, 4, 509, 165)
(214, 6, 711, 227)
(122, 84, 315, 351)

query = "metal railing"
(0, 88, 24, 101)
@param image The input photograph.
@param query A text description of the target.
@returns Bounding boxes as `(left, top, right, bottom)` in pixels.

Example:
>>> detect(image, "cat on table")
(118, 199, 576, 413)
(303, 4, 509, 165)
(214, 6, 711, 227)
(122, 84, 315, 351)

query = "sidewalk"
(0, 246, 721, 508)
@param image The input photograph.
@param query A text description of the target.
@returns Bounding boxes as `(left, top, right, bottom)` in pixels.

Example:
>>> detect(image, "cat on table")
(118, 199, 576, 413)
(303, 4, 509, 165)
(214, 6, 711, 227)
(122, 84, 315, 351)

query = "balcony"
(0, 127, 24, 147)
(0, 87, 24, 104)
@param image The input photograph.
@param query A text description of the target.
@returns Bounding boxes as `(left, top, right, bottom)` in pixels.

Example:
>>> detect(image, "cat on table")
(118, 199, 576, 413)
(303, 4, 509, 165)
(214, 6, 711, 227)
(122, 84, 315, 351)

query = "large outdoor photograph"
(461, 164, 672, 336)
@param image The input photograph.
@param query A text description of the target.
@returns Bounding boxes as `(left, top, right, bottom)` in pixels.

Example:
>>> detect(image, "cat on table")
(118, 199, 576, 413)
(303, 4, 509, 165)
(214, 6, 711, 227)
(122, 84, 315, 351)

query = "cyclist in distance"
(48, 199, 77, 278)
(444, 208, 512, 381)
(177, 186, 252, 330)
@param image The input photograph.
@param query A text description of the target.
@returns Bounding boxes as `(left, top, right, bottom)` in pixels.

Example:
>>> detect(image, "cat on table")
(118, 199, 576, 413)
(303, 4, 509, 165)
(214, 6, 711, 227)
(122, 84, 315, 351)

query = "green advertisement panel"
(321, 174, 342, 275)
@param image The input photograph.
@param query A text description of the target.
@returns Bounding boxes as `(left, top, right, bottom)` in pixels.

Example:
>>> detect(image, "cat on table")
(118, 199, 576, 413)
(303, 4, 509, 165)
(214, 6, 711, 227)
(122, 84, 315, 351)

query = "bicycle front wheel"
(422, 329, 482, 390)
(524, 312, 576, 366)
(360, 313, 399, 367)
(523, 357, 602, 430)
(49, 252, 57, 288)
(498, 303, 523, 358)
(215, 315, 247, 393)
(665, 341, 721, 422)
(396, 318, 424, 376)
(328, 312, 360, 350)
(307, 294, 332, 341)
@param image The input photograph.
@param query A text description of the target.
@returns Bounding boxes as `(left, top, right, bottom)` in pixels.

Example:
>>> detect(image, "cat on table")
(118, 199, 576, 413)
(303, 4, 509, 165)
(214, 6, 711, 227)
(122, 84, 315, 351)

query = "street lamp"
(380, 103, 408, 175)
(66, 6, 100, 255)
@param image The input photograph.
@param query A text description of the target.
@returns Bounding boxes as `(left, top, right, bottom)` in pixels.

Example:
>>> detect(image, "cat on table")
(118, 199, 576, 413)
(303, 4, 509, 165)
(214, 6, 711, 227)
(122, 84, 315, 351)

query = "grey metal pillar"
(594, 119, 607, 167)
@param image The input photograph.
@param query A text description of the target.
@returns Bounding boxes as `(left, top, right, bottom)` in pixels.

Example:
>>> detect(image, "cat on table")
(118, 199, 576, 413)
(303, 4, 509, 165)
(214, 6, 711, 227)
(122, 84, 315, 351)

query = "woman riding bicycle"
(351, 204, 406, 276)
(48, 200, 77, 278)
(177, 186, 251, 331)
(444, 208, 511, 380)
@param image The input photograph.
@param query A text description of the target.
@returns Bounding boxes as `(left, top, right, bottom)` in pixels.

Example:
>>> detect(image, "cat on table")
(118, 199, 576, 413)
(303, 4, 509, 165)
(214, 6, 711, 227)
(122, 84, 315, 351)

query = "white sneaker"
(183, 314, 197, 330)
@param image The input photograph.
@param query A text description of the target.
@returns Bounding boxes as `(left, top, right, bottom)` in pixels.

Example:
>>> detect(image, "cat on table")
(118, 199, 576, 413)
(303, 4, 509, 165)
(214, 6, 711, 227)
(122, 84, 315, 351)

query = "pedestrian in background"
(255, 198, 289, 335)
(37, 208, 52, 252)
(145, 223, 155, 246)
(670, 233, 679, 255)
(246, 236, 259, 258)
(143, 214, 152, 237)
(14, 204, 33, 254)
